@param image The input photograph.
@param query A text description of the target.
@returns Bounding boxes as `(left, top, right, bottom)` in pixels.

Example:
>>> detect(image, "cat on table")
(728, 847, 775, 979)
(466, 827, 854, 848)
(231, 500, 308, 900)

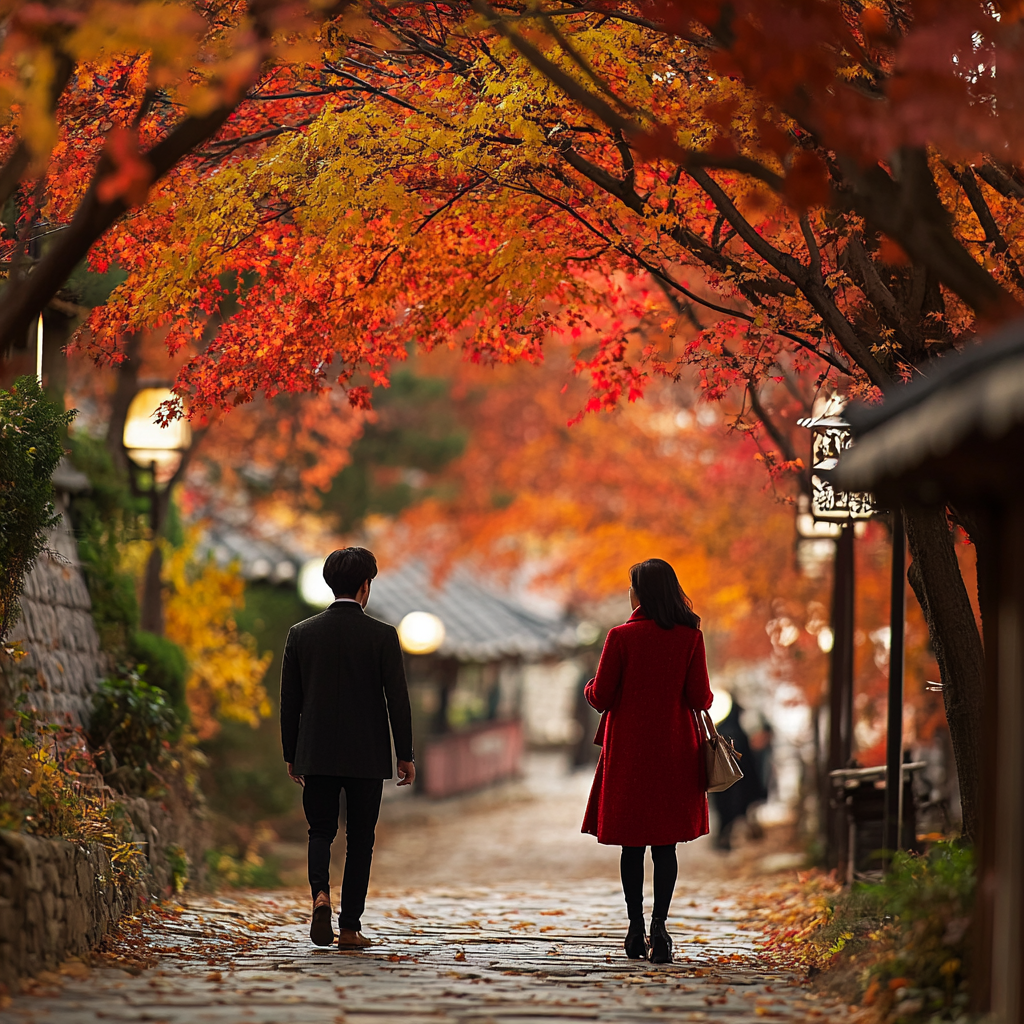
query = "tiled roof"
(201, 525, 304, 585)
(366, 561, 577, 662)
(197, 517, 577, 660)
(838, 318, 1024, 489)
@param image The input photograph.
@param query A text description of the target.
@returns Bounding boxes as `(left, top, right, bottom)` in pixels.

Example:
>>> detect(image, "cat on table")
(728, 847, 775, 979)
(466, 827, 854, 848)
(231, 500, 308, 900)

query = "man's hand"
(287, 763, 304, 786)
(396, 760, 416, 787)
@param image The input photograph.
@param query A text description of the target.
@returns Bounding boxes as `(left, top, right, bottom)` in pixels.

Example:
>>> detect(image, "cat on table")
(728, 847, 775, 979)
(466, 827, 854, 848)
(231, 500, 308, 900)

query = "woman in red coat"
(582, 558, 713, 964)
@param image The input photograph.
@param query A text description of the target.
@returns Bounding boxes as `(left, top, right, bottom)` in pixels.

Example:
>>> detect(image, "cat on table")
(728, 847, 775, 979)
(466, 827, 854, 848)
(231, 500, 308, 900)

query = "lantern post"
(122, 387, 192, 635)
(798, 406, 876, 874)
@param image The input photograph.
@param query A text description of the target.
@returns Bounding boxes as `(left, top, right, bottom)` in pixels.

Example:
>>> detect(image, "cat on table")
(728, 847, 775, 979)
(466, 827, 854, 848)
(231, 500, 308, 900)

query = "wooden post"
(828, 524, 856, 873)
(972, 504, 999, 1015)
(990, 500, 1024, 1022)
(883, 510, 906, 864)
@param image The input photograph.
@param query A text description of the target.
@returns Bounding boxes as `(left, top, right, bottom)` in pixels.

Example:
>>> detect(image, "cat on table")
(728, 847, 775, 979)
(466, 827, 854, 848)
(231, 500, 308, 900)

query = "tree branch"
(747, 379, 799, 464)
(554, 143, 798, 300)
(690, 166, 894, 391)
(471, 0, 786, 191)
(0, 1, 349, 356)
(0, 105, 240, 355)
(944, 161, 1024, 295)
(631, 252, 853, 374)
(799, 212, 822, 282)
(977, 159, 1024, 202)
(0, 52, 75, 211)
(486, 2, 1015, 324)
(838, 150, 1018, 318)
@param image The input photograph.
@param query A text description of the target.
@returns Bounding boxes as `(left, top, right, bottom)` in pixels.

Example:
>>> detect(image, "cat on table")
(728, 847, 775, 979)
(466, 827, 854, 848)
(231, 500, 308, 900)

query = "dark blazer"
(280, 602, 414, 778)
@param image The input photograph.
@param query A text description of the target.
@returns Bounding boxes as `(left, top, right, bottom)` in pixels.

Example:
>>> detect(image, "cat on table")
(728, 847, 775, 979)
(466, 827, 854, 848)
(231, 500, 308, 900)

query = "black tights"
(620, 845, 677, 924)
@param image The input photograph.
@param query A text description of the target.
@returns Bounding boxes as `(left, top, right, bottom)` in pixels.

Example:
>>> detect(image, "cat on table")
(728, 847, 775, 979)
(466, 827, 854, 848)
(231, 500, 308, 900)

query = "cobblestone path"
(1, 882, 852, 1024)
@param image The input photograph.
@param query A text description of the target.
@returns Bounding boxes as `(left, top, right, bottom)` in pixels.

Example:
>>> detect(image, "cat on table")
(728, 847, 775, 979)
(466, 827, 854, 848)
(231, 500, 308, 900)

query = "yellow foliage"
(0, 713, 144, 889)
(163, 532, 272, 740)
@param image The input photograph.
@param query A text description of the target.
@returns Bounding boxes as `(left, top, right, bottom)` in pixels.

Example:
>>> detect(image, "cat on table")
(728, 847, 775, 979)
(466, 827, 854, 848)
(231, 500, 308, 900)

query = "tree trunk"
(106, 334, 142, 473)
(140, 544, 164, 636)
(904, 504, 985, 844)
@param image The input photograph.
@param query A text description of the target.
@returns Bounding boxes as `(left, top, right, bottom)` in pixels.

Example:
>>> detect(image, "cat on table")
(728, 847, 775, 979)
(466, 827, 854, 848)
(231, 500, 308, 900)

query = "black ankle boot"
(649, 917, 672, 964)
(624, 920, 647, 959)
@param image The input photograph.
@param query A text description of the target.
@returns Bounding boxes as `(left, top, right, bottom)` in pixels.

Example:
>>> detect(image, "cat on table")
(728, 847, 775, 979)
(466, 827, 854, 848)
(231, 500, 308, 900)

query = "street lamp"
(123, 388, 192, 482)
(122, 387, 193, 635)
(398, 611, 446, 655)
(298, 559, 335, 608)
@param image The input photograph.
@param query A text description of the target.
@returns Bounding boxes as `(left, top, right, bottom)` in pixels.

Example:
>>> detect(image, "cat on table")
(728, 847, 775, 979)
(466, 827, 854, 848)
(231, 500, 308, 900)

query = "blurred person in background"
(582, 559, 713, 965)
(711, 700, 769, 850)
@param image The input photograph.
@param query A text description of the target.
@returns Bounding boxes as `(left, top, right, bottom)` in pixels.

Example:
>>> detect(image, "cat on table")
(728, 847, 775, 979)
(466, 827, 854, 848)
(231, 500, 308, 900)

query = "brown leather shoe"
(337, 928, 372, 949)
(310, 890, 335, 947)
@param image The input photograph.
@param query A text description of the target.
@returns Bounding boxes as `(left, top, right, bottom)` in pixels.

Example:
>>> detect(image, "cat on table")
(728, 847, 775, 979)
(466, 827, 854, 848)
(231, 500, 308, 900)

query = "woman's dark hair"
(323, 546, 378, 597)
(629, 558, 700, 631)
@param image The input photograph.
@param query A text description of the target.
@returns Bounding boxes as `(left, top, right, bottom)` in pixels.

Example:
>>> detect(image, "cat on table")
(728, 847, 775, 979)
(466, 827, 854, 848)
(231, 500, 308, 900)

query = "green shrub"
(817, 843, 974, 1021)
(0, 703, 144, 891)
(131, 630, 189, 722)
(204, 845, 281, 889)
(88, 674, 180, 795)
(0, 376, 75, 645)
(66, 434, 147, 660)
(166, 844, 190, 894)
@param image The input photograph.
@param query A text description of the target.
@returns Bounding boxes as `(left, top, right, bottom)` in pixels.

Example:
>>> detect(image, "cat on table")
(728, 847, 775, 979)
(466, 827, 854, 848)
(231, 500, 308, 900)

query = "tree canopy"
(2, 0, 1015, 841)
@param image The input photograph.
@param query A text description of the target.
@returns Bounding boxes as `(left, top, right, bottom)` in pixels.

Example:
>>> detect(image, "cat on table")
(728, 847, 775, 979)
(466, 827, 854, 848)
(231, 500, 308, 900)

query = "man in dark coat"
(280, 546, 415, 949)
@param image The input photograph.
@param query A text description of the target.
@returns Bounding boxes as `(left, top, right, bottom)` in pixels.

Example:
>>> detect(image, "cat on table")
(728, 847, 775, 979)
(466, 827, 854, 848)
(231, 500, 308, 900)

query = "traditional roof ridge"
(837, 318, 1024, 490)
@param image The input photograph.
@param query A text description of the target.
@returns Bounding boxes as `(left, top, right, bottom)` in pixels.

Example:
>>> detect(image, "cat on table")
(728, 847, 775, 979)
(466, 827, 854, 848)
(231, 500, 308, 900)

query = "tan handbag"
(698, 709, 744, 793)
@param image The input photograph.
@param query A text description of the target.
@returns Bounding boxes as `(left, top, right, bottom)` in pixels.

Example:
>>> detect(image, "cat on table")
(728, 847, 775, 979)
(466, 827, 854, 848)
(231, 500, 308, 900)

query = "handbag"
(697, 709, 744, 793)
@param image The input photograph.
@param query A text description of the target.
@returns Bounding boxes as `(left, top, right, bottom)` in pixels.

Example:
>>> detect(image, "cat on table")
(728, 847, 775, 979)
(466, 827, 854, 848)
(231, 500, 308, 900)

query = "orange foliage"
(383, 350, 944, 748)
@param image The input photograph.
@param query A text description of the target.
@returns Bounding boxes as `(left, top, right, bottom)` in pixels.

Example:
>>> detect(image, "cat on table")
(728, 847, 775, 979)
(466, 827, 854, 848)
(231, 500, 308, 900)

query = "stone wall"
(0, 464, 209, 987)
(0, 797, 209, 990)
(1, 469, 105, 726)
(0, 830, 137, 990)
(121, 794, 209, 897)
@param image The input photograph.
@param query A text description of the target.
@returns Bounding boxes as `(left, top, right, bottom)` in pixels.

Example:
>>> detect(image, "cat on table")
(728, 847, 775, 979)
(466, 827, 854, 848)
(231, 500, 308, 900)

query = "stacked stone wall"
(0, 473, 209, 987)
(0, 492, 106, 726)
(0, 831, 137, 990)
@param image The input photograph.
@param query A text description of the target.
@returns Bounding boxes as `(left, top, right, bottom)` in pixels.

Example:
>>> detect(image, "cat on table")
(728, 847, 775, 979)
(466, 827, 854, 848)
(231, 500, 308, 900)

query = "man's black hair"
(323, 547, 378, 598)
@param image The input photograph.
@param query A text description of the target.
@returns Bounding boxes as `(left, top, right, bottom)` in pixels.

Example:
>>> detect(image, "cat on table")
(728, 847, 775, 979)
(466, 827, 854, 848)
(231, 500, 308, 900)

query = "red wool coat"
(582, 609, 714, 847)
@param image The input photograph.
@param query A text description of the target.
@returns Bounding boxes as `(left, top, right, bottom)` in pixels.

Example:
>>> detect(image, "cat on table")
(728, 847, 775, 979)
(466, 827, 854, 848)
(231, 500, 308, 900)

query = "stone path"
(1, 759, 850, 1023)
(0, 882, 851, 1024)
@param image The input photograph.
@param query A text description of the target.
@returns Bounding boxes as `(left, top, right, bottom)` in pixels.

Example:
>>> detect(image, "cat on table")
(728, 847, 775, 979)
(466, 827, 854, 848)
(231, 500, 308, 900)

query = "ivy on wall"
(0, 377, 75, 648)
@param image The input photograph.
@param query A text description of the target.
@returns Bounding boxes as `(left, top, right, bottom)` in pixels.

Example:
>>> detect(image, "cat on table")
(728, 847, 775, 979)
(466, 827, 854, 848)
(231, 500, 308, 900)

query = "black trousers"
(620, 845, 678, 924)
(302, 775, 383, 931)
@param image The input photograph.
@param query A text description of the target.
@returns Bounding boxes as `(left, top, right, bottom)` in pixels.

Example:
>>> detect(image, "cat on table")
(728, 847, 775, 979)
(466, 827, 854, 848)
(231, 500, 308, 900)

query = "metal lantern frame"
(798, 410, 908, 875)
